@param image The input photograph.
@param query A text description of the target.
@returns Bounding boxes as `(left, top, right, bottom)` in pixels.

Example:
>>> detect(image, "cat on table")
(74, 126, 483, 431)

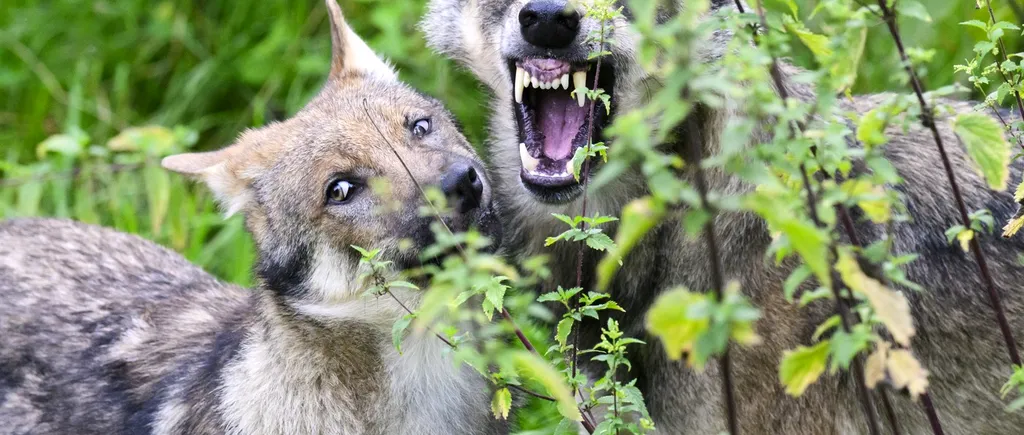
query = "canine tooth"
(531, 77, 538, 88)
(514, 68, 524, 103)
(572, 71, 587, 107)
(561, 73, 569, 90)
(520, 142, 539, 172)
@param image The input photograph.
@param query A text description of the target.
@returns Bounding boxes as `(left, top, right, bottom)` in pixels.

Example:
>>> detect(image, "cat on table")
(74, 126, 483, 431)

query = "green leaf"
(954, 113, 1012, 190)
(389, 280, 420, 290)
(491, 387, 512, 420)
(646, 288, 710, 366)
(513, 351, 582, 421)
(778, 218, 832, 288)
(485, 284, 506, 313)
(784, 264, 812, 302)
(585, 232, 616, 251)
(597, 197, 665, 290)
(896, 0, 931, 23)
(779, 341, 830, 397)
(556, 318, 574, 349)
(392, 314, 414, 354)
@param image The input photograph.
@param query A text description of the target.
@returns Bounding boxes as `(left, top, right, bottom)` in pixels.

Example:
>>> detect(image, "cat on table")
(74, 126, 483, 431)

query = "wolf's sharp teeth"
(572, 71, 587, 107)
(520, 143, 539, 172)
(531, 77, 539, 89)
(541, 81, 549, 90)
(523, 70, 530, 85)
(560, 74, 569, 90)
(563, 158, 573, 176)
(514, 68, 524, 103)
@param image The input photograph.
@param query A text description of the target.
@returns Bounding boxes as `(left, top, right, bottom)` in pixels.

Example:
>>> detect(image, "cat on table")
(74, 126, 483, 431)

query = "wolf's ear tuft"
(163, 147, 252, 217)
(325, 0, 396, 82)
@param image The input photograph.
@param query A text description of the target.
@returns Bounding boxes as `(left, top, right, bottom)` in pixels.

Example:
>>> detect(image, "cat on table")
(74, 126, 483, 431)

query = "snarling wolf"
(424, 0, 1024, 432)
(0, 2, 505, 434)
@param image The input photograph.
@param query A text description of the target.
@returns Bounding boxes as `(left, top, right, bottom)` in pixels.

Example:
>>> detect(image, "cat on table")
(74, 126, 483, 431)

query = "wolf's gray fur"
(424, 0, 1024, 433)
(0, 1, 505, 434)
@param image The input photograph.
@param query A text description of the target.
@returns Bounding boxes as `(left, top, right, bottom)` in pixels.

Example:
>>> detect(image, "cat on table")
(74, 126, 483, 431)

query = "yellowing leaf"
(842, 179, 891, 223)
(779, 341, 830, 397)
(953, 113, 1012, 191)
(785, 19, 832, 60)
(1003, 210, 1024, 238)
(835, 249, 915, 346)
(491, 387, 512, 420)
(957, 229, 975, 252)
(646, 288, 710, 362)
(864, 342, 890, 389)
(1014, 177, 1024, 202)
(513, 352, 581, 421)
(888, 349, 929, 400)
(857, 108, 890, 149)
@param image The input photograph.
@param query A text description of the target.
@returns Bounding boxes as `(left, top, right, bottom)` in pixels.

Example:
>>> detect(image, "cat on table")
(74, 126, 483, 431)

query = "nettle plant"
(359, 0, 1024, 433)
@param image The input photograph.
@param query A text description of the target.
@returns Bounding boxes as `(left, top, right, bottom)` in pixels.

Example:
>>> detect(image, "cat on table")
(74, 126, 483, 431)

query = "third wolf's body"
(424, 0, 1024, 433)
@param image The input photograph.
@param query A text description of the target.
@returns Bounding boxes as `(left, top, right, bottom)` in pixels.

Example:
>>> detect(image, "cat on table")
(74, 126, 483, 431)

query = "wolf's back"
(0, 218, 250, 434)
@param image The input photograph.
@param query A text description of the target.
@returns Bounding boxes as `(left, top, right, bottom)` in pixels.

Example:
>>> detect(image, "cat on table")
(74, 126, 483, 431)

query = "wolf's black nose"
(519, 0, 580, 49)
(441, 163, 484, 213)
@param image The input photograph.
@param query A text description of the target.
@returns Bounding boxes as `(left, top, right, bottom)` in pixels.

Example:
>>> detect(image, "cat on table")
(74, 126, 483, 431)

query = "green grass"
(1, 0, 1022, 432)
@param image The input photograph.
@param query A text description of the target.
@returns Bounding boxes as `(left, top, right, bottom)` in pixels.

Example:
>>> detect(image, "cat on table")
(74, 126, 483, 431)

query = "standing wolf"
(0, 1, 505, 434)
(424, 0, 1024, 433)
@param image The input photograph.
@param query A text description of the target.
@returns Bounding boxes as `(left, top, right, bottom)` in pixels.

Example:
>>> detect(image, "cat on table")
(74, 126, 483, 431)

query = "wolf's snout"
(519, 0, 580, 49)
(441, 163, 484, 213)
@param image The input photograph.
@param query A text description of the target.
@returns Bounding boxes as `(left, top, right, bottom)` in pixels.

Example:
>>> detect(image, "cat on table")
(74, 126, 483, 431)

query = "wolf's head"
(163, 0, 499, 306)
(424, 1, 735, 223)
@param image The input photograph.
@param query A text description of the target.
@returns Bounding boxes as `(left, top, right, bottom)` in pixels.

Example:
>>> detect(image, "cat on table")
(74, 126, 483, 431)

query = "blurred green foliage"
(0, 0, 1022, 432)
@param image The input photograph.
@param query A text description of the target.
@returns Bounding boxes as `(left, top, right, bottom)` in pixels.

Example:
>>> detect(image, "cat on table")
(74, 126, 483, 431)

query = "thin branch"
(875, 0, 1022, 366)
(691, 143, 740, 435)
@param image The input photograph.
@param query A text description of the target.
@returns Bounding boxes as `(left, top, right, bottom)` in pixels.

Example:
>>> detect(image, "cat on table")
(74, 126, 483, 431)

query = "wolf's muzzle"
(519, 0, 580, 49)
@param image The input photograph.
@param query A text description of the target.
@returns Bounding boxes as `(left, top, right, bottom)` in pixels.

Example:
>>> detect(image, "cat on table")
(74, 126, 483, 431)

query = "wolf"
(0, 1, 506, 434)
(424, 0, 1024, 433)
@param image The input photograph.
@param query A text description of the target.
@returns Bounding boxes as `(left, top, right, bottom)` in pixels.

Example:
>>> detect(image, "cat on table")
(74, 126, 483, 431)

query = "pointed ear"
(162, 145, 253, 217)
(325, 0, 396, 81)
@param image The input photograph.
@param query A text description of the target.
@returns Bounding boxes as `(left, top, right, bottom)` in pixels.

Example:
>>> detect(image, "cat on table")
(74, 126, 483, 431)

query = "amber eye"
(411, 118, 432, 139)
(326, 180, 356, 204)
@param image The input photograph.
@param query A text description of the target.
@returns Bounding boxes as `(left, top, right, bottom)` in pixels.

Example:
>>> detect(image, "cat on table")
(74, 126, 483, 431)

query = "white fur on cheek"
(304, 244, 356, 304)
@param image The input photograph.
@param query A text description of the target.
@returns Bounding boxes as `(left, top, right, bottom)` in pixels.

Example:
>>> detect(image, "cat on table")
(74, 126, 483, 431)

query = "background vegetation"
(1, 0, 1022, 431)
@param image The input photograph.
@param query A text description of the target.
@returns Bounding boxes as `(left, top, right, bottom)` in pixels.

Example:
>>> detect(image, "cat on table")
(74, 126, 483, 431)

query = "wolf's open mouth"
(508, 58, 615, 204)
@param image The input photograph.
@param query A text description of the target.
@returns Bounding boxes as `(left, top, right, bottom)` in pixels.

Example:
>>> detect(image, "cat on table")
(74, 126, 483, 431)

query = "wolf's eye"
(326, 180, 356, 204)
(411, 118, 432, 139)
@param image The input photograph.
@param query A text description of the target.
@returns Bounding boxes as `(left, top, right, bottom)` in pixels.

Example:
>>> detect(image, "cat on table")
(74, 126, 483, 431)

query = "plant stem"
(875, 0, 1022, 367)
(691, 141, 740, 435)
(798, 166, 882, 435)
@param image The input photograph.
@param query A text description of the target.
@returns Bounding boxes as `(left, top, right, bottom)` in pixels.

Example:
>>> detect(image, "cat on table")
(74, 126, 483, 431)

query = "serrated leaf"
(954, 113, 1012, 190)
(888, 349, 929, 399)
(485, 284, 505, 313)
(835, 249, 915, 346)
(585, 232, 616, 251)
(491, 387, 512, 420)
(857, 108, 890, 148)
(779, 341, 830, 397)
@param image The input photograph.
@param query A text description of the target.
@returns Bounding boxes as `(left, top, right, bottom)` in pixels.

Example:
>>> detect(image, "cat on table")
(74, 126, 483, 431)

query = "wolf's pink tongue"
(536, 90, 587, 161)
